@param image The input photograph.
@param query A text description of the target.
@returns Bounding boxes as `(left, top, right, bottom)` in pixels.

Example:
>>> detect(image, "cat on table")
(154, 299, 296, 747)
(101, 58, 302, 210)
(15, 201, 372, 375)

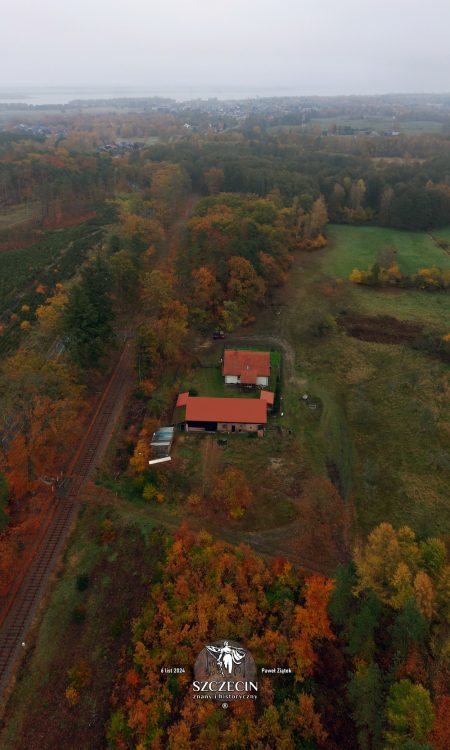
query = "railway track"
(0, 341, 134, 705)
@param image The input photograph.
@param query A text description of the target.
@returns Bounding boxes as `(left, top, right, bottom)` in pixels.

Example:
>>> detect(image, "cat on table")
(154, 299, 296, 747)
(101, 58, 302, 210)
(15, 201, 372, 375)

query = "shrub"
(76, 574, 90, 592)
(72, 605, 86, 624)
(65, 686, 79, 706)
(100, 518, 115, 544)
(143, 483, 158, 502)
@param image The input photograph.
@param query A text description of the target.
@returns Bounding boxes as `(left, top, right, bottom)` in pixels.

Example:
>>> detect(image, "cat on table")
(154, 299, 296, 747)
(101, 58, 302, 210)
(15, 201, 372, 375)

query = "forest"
(0, 97, 448, 750)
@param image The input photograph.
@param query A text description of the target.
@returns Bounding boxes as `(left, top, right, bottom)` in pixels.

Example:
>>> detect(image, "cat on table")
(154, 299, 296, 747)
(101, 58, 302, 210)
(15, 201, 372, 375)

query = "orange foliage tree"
(211, 466, 253, 520)
(107, 527, 333, 749)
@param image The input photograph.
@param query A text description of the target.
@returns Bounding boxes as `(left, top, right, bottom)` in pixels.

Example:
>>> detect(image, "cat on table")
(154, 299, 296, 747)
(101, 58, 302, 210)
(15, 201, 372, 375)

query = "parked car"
(213, 331, 225, 340)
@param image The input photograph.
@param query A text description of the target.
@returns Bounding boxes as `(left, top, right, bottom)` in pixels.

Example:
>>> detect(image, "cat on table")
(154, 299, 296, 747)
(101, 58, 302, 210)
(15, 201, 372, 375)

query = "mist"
(2, 0, 450, 95)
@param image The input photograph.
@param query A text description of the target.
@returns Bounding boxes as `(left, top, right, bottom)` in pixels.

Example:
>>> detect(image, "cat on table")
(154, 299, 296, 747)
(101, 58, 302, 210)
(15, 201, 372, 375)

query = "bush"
(143, 483, 158, 502)
(76, 574, 90, 592)
(65, 686, 79, 706)
(72, 605, 86, 624)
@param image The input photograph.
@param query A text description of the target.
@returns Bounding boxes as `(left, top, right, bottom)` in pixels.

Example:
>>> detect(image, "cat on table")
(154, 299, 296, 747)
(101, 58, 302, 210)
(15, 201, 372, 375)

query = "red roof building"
(174, 393, 268, 436)
(222, 350, 270, 386)
(176, 392, 189, 407)
(185, 396, 267, 424)
(260, 390, 275, 406)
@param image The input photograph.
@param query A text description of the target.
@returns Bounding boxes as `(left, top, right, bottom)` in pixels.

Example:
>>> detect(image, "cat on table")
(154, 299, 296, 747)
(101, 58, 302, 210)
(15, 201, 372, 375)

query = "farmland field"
(0, 206, 113, 353)
(309, 116, 444, 134)
(325, 223, 450, 277)
(0, 202, 41, 230)
(432, 225, 450, 242)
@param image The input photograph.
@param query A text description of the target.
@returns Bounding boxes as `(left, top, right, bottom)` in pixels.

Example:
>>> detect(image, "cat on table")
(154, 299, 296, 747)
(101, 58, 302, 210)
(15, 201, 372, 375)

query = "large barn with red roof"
(174, 391, 273, 436)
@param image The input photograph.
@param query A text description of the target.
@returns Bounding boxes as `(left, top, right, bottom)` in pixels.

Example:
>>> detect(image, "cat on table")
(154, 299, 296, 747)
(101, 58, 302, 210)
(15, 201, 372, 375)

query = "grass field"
(349, 286, 450, 329)
(309, 116, 444, 134)
(0, 202, 41, 230)
(325, 224, 450, 277)
(432, 225, 450, 242)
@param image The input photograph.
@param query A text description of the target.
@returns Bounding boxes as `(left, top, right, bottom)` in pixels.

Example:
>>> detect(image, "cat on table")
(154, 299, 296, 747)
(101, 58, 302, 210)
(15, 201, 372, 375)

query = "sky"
(1, 0, 450, 96)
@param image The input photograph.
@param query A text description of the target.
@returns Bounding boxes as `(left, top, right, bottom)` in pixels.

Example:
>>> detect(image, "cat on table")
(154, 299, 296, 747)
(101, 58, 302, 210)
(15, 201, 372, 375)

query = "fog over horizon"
(2, 0, 450, 97)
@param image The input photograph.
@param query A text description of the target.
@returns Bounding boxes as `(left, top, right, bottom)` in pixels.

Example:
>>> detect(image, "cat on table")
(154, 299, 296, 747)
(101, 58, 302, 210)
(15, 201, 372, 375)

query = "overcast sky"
(2, 0, 450, 95)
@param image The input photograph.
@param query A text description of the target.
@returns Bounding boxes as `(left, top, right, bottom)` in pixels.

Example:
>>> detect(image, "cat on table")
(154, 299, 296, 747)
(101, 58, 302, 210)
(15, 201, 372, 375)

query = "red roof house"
(222, 350, 270, 386)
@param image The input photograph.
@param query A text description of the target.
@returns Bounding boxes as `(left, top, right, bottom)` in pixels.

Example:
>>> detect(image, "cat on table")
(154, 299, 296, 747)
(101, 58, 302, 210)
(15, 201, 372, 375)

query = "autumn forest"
(0, 95, 448, 750)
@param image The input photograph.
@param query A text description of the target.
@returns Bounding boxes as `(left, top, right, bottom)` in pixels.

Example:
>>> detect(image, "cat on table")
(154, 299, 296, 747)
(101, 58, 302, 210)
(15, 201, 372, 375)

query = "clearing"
(325, 224, 450, 277)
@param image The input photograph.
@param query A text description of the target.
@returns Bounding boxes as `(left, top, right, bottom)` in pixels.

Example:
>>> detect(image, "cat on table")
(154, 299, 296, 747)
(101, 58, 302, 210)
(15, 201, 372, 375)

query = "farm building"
(174, 392, 273, 436)
(222, 350, 270, 387)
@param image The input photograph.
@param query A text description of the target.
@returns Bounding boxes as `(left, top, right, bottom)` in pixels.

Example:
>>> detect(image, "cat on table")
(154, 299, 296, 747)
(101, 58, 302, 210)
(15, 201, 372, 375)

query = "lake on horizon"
(0, 85, 302, 105)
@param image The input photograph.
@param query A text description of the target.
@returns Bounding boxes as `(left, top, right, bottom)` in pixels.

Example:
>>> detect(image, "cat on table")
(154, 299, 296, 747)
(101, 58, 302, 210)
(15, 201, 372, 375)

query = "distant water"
(0, 85, 301, 105)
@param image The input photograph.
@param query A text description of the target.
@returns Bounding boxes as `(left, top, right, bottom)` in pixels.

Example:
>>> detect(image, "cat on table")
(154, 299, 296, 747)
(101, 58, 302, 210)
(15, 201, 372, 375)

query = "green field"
(349, 286, 450, 329)
(432, 225, 450, 242)
(309, 116, 444, 135)
(0, 202, 41, 230)
(325, 224, 450, 277)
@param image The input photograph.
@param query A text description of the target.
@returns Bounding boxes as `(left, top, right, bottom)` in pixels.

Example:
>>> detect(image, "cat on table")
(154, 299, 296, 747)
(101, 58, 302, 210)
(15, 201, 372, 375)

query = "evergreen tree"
(63, 257, 115, 369)
(348, 661, 383, 750)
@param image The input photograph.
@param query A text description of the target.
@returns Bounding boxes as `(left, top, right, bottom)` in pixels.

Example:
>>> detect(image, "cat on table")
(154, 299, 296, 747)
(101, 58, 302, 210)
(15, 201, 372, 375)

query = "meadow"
(325, 224, 450, 278)
(309, 116, 444, 134)
(0, 202, 41, 230)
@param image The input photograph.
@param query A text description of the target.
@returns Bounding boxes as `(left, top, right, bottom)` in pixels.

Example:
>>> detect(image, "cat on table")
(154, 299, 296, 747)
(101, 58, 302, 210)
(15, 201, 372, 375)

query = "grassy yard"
(325, 224, 450, 278)
(179, 347, 281, 398)
(180, 365, 262, 399)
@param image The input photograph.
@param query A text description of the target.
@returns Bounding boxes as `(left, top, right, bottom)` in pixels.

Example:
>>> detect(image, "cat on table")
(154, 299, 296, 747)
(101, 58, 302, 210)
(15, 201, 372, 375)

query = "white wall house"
(222, 350, 270, 387)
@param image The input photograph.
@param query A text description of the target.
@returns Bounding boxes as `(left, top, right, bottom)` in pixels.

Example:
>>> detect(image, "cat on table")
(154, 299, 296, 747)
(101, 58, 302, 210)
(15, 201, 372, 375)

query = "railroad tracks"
(0, 342, 134, 705)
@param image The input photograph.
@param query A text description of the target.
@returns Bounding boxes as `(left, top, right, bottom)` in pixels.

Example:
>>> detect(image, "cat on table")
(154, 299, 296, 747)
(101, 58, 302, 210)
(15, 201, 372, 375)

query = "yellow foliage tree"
(130, 438, 151, 474)
(414, 571, 434, 620)
(65, 686, 79, 706)
(349, 268, 365, 284)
